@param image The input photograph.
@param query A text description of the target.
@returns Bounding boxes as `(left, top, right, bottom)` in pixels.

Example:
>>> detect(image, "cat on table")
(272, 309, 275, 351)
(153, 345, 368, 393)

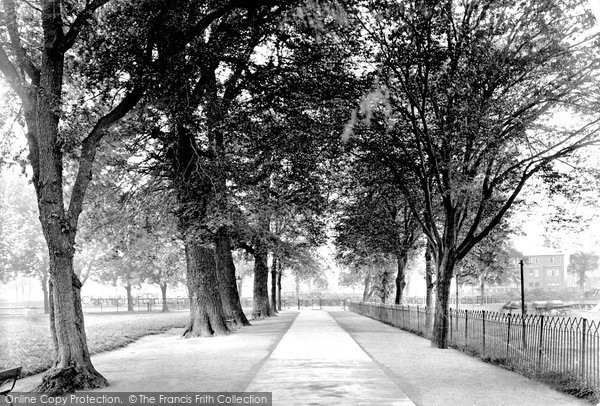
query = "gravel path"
(329, 310, 590, 406)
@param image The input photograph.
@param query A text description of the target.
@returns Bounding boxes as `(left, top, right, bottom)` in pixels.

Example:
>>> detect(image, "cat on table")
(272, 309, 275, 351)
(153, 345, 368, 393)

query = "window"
(529, 283, 534, 288)
(548, 268, 559, 277)
(550, 257, 555, 263)
(535, 282, 540, 288)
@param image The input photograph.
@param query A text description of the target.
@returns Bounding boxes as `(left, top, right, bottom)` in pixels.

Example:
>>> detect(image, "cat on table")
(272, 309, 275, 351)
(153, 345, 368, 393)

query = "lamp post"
(520, 259, 527, 349)
(520, 260, 526, 316)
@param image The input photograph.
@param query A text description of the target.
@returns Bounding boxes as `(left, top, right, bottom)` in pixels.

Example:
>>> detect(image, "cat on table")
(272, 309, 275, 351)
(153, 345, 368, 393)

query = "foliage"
(459, 222, 522, 288)
(0, 169, 46, 285)
(568, 251, 600, 290)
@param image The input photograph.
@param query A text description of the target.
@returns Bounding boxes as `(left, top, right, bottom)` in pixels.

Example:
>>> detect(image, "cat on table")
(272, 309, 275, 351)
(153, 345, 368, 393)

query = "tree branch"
(61, 0, 112, 52)
(2, 0, 40, 83)
(67, 85, 145, 223)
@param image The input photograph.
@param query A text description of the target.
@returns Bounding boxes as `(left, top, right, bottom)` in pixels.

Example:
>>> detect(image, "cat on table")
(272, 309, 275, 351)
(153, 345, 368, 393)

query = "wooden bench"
(0, 367, 21, 396)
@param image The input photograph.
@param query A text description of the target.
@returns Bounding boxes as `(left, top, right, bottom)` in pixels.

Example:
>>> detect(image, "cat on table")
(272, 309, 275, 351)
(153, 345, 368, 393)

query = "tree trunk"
(480, 278, 485, 304)
(394, 254, 407, 305)
(125, 284, 134, 312)
(41, 274, 50, 314)
(183, 240, 230, 337)
(214, 227, 250, 327)
(425, 244, 434, 329)
(270, 256, 278, 314)
(252, 240, 272, 319)
(362, 272, 372, 302)
(381, 268, 390, 303)
(431, 253, 456, 349)
(277, 263, 283, 311)
(160, 283, 169, 312)
(48, 279, 58, 352)
(36, 254, 108, 394)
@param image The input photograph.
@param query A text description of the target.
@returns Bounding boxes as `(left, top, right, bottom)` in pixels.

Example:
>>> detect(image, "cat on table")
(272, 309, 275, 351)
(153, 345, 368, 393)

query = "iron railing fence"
(349, 301, 600, 391)
(78, 297, 349, 313)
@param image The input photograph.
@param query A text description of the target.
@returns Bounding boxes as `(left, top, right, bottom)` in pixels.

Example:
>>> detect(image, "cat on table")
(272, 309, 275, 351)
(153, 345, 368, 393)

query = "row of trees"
(1, 0, 600, 394)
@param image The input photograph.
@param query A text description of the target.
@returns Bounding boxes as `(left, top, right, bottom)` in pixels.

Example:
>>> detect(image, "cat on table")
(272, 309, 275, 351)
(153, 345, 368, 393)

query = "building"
(523, 254, 566, 292)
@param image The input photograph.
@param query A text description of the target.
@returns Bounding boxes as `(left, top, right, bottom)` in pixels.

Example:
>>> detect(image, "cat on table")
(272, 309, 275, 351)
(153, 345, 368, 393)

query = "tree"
(0, 169, 48, 310)
(0, 0, 287, 390)
(333, 157, 421, 304)
(459, 223, 521, 301)
(0, 0, 154, 391)
(345, 0, 600, 348)
(145, 238, 186, 313)
(568, 252, 600, 292)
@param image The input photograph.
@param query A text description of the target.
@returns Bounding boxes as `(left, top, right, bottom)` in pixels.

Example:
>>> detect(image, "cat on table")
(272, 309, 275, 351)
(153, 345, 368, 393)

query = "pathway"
(245, 310, 413, 405)
(12, 309, 591, 405)
(329, 310, 589, 406)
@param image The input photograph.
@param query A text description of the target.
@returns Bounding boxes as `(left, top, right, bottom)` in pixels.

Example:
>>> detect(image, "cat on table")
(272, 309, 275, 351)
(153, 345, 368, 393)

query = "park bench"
(0, 367, 21, 396)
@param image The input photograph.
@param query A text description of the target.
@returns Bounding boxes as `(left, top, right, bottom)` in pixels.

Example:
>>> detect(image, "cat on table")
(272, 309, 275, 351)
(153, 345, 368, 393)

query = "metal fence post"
(465, 310, 469, 347)
(482, 310, 486, 357)
(582, 318, 587, 379)
(538, 315, 544, 372)
(417, 306, 420, 333)
(507, 313, 512, 359)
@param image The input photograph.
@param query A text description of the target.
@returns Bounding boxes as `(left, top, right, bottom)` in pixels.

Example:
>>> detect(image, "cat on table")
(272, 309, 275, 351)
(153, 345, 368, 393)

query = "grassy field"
(0, 311, 189, 377)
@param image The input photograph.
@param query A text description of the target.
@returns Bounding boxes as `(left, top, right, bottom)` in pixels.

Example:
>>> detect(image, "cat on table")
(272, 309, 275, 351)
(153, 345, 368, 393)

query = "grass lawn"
(0, 311, 189, 377)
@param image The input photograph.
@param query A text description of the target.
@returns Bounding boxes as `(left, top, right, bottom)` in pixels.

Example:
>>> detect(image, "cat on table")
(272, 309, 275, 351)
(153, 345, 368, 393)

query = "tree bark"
(252, 240, 272, 319)
(425, 244, 434, 329)
(160, 283, 169, 312)
(270, 256, 279, 314)
(394, 254, 407, 305)
(36, 255, 107, 394)
(431, 253, 456, 348)
(183, 240, 230, 337)
(277, 262, 282, 311)
(215, 227, 250, 327)
(41, 274, 50, 314)
(125, 284, 134, 312)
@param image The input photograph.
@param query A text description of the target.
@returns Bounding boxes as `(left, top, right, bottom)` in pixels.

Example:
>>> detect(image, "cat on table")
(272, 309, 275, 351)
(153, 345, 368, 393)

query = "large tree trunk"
(36, 253, 107, 394)
(277, 263, 283, 311)
(215, 227, 250, 327)
(41, 274, 50, 314)
(160, 283, 169, 312)
(431, 253, 456, 348)
(394, 254, 407, 305)
(425, 244, 434, 329)
(125, 284, 134, 312)
(252, 240, 273, 319)
(183, 240, 230, 337)
(32, 88, 107, 392)
(270, 256, 279, 314)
